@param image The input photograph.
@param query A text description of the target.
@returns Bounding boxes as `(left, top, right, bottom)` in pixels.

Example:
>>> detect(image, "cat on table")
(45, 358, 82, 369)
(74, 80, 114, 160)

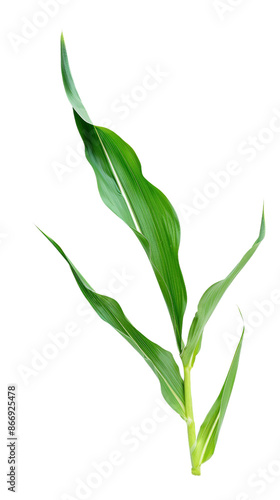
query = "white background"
(1, 0, 280, 499)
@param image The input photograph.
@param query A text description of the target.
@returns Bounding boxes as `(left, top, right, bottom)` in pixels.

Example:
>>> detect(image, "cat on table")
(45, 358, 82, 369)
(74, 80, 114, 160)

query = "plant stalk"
(184, 366, 201, 476)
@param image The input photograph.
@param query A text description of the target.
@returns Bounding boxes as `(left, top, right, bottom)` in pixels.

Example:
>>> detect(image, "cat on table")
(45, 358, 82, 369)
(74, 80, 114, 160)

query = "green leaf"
(182, 208, 265, 367)
(192, 320, 245, 467)
(38, 228, 186, 420)
(60, 34, 187, 353)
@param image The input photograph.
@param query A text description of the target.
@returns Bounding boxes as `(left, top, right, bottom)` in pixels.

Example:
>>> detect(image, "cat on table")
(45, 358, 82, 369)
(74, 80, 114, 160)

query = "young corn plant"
(40, 35, 265, 475)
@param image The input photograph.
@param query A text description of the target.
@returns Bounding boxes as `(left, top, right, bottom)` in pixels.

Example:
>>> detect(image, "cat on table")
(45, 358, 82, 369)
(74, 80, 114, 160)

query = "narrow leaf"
(39, 228, 186, 420)
(182, 208, 265, 367)
(60, 35, 187, 352)
(192, 321, 245, 467)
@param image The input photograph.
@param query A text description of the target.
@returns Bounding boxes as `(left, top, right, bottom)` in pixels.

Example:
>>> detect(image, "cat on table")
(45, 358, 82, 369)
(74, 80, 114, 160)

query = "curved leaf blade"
(182, 209, 265, 367)
(192, 323, 245, 467)
(39, 228, 186, 420)
(60, 35, 187, 352)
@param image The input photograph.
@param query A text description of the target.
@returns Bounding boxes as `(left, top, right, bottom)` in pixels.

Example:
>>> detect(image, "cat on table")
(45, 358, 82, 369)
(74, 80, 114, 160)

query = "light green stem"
(184, 367, 201, 476)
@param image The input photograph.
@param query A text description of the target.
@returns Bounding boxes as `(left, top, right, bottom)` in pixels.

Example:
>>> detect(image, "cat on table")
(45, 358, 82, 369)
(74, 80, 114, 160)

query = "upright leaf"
(182, 209, 265, 367)
(39, 229, 186, 420)
(60, 35, 187, 352)
(192, 322, 245, 468)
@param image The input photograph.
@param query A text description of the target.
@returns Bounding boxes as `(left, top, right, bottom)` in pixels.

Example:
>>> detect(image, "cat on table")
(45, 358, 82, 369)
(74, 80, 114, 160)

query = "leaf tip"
(236, 305, 243, 321)
(260, 204, 266, 240)
(35, 226, 48, 240)
(236, 306, 245, 339)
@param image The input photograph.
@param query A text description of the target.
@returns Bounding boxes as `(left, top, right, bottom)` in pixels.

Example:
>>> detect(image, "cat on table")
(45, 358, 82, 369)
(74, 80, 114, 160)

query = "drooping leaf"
(39, 228, 186, 419)
(60, 34, 187, 352)
(192, 321, 245, 467)
(182, 209, 265, 367)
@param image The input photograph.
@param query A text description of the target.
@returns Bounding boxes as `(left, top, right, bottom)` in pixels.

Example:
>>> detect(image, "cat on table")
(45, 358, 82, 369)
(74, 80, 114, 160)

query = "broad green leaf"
(192, 323, 245, 467)
(39, 228, 186, 420)
(60, 35, 187, 352)
(182, 209, 265, 367)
